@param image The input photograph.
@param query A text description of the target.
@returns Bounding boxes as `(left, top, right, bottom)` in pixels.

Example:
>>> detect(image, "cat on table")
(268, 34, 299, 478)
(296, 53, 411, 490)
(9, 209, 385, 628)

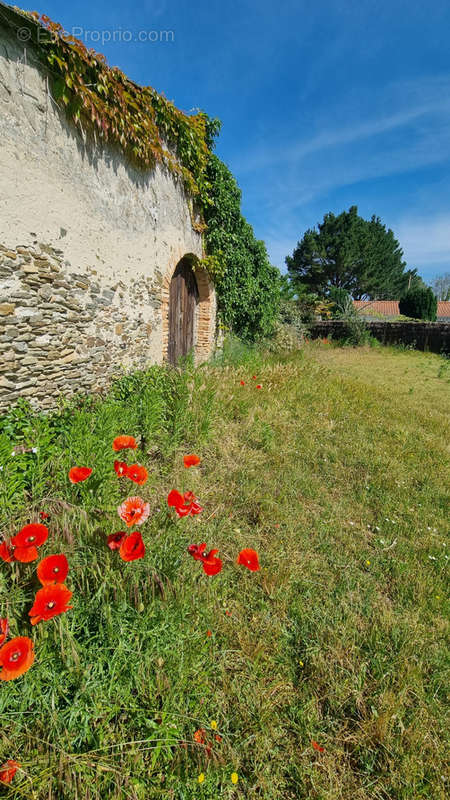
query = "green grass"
(0, 343, 448, 799)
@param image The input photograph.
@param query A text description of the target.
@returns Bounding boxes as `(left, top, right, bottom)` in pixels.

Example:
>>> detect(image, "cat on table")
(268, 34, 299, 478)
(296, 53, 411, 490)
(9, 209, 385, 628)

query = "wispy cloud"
(235, 75, 450, 177)
(395, 213, 450, 267)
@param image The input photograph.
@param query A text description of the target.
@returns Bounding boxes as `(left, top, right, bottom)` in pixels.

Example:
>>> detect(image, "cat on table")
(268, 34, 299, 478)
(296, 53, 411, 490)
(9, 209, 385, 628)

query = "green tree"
(399, 286, 437, 321)
(286, 205, 415, 300)
(203, 154, 280, 340)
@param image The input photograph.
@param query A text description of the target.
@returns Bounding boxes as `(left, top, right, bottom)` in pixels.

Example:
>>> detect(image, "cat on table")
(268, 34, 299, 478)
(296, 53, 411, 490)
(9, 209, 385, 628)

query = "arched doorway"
(167, 256, 200, 365)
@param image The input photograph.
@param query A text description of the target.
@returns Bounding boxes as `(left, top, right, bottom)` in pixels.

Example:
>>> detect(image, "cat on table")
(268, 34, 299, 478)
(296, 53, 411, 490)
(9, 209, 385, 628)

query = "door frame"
(161, 252, 216, 365)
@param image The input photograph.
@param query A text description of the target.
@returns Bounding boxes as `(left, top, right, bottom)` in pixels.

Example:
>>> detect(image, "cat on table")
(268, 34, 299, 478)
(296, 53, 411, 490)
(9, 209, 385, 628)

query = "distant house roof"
(437, 301, 450, 318)
(354, 300, 401, 316)
(353, 300, 450, 319)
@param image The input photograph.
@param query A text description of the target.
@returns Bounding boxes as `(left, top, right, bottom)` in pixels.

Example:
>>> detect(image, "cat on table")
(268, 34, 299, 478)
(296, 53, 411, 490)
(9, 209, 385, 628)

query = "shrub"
(266, 321, 302, 354)
(399, 286, 437, 321)
(278, 300, 308, 338)
(328, 292, 370, 346)
(328, 286, 352, 316)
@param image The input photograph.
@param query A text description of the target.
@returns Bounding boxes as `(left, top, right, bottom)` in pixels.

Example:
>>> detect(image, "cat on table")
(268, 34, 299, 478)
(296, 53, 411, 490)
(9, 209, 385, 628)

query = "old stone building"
(0, 4, 216, 412)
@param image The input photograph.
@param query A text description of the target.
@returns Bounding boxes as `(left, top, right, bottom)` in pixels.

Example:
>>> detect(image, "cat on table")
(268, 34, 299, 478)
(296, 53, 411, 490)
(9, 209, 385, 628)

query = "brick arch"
(161, 253, 216, 364)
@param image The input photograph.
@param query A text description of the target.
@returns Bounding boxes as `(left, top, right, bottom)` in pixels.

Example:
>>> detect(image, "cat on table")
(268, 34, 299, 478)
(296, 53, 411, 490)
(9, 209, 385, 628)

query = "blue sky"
(22, 0, 450, 284)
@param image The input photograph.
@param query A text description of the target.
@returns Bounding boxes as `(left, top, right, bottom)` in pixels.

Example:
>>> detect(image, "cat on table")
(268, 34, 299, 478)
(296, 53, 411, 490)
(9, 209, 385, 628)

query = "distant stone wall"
(0, 11, 216, 413)
(309, 320, 450, 355)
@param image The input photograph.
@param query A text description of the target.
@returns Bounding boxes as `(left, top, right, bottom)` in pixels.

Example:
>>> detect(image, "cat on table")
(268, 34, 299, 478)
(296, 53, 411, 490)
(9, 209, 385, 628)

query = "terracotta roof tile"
(353, 301, 400, 316)
(353, 300, 450, 318)
(437, 301, 450, 317)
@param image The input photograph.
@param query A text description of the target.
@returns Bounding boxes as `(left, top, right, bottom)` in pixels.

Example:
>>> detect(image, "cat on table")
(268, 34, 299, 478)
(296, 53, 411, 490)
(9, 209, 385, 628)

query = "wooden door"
(168, 258, 199, 365)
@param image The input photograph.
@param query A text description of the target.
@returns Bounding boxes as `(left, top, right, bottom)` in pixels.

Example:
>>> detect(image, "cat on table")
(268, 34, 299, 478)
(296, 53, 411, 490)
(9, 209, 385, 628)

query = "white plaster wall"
(0, 21, 203, 362)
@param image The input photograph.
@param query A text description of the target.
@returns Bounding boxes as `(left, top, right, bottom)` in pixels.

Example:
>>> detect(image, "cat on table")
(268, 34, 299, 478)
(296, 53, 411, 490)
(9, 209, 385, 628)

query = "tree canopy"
(286, 206, 420, 300)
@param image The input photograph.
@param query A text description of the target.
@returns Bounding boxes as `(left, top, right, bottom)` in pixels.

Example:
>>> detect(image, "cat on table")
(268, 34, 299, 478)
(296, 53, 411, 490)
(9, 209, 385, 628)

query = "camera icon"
(17, 27, 32, 42)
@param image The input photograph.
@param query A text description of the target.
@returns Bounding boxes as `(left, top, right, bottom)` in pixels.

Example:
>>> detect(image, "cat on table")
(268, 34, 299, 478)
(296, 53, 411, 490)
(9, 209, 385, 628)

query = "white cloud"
(395, 213, 450, 266)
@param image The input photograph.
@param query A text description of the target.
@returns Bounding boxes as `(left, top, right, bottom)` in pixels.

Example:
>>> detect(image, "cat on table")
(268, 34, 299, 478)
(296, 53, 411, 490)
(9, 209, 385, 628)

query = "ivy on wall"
(203, 155, 280, 340)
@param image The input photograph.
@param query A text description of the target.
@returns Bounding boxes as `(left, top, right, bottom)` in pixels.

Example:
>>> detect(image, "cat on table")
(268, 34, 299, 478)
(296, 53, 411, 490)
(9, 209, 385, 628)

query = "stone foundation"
(0, 242, 166, 411)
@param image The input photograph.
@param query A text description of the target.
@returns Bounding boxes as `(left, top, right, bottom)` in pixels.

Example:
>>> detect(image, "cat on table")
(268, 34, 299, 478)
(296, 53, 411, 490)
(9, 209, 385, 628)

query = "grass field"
(0, 342, 448, 799)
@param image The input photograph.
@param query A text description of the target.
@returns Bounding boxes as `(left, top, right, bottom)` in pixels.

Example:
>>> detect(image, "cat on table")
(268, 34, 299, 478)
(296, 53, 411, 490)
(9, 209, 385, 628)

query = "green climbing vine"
(203, 155, 280, 340)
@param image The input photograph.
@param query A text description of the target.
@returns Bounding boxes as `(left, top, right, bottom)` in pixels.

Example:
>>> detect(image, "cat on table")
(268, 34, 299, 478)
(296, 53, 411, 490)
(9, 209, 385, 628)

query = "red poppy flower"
(167, 490, 203, 518)
(252, 375, 257, 380)
(202, 550, 223, 576)
(0, 760, 20, 784)
(225, 610, 232, 616)
(312, 740, 325, 752)
(256, 384, 262, 389)
(107, 531, 126, 551)
(207, 630, 212, 637)
(167, 489, 185, 509)
(119, 531, 145, 562)
(188, 542, 222, 575)
(68, 466, 92, 484)
(114, 460, 128, 478)
(0, 541, 15, 562)
(194, 728, 206, 744)
(28, 583, 73, 625)
(39, 511, 50, 520)
(117, 496, 150, 527)
(112, 435, 137, 452)
(187, 542, 207, 561)
(14, 545, 39, 563)
(0, 619, 8, 646)
(37, 554, 69, 585)
(240, 380, 245, 386)
(183, 454, 201, 468)
(0, 636, 34, 681)
(126, 464, 148, 485)
(236, 548, 260, 571)
(11, 523, 48, 549)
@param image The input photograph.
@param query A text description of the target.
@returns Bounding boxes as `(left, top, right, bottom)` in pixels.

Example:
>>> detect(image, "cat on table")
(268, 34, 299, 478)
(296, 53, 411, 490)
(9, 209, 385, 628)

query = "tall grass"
(0, 344, 448, 799)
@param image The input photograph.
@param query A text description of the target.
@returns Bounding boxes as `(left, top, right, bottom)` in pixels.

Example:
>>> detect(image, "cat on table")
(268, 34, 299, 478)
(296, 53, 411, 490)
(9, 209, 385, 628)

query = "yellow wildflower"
(198, 773, 205, 784)
(231, 772, 239, 784)
(210, 720, 218, 730)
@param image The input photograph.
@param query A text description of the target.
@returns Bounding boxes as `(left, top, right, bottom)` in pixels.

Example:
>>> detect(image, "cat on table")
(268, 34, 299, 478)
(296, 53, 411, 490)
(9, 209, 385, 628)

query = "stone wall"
(0, 9, 216, 413)
(309, 320, 450, 355)
(0, 242, 166, 410)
